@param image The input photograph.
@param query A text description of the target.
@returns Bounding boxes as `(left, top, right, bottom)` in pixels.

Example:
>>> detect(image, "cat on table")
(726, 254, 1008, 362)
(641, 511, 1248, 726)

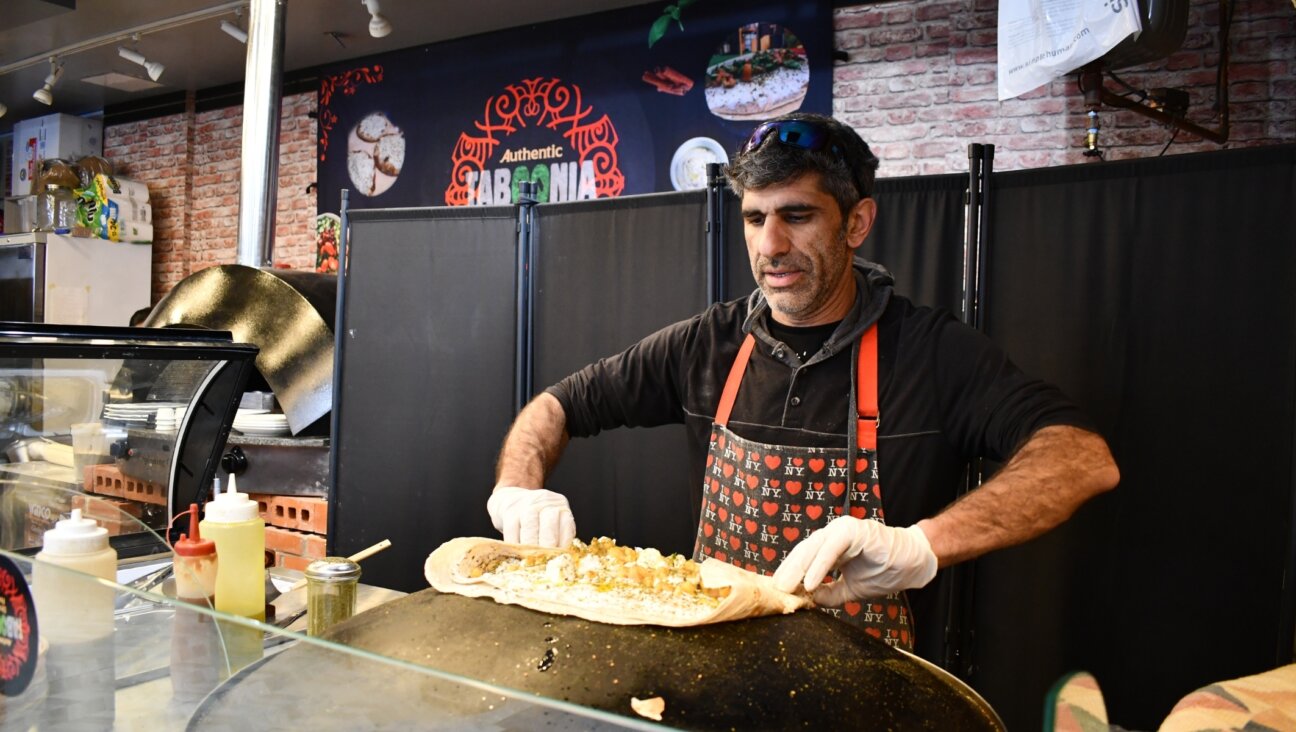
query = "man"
(488, 112, 1118, 654)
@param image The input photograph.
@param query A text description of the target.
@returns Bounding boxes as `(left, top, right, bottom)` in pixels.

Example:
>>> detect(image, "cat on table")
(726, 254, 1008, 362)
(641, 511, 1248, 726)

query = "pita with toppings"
(425, 536, 811, 627)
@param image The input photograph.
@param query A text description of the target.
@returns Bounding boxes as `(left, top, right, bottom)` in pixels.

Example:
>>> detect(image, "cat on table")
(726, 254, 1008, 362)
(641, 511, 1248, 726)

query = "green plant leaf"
(649, 15, 670, 47)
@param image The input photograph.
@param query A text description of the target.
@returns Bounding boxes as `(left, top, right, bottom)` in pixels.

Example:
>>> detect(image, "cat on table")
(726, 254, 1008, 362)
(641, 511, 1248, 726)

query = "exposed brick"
(835, 10, 884, 30)
(86, 464, 166, 505)
(869, 27, 924, 46)
(953, 48, 996, 66)
(915, 2, 960, 22)
(250, 493, 329, 534)
(72, 494, 143, 521)
(265, 525, 308, 555)
(104, 91, 317, 299)
(917, 42, 951, 58)
(304, 533, 328, 559)
(276, 551, 313, 572)
(885, 8, 913, 24)
(831, 0, 1292, 174)
(885, 45, 915, 62)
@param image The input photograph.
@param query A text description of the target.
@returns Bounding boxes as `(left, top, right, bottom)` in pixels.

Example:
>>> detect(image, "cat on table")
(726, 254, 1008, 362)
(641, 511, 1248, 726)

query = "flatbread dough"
(357, 112, 391, 142)
(425, 537, 811, 627)
(376, 132, 405, 176)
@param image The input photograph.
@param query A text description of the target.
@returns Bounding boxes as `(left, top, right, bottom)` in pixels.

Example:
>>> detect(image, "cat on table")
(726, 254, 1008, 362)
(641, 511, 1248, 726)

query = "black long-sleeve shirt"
(547, 261, 1092, 659)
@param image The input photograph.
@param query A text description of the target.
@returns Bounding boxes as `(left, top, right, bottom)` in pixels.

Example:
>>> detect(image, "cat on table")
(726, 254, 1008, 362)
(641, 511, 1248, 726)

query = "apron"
(693, 325, 916, 650)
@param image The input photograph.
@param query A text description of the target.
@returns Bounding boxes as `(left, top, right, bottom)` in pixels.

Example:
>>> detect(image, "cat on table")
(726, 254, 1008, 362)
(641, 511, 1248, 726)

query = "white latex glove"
(487, 486, 577, 547)
(772, 517, 938, 606)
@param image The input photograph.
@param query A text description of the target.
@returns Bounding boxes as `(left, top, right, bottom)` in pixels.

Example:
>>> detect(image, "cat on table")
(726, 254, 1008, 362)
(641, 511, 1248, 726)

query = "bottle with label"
(32, 508, 117, 730)
(170, 503, 222, 706)
(199, 474, 265, 620)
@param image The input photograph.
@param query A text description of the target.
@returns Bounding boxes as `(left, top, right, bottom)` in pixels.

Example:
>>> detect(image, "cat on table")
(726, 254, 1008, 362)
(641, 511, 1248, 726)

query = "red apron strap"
(718, 327, 877, 443)
(715, 334, 757, 427)
(856, 324, 879, 451)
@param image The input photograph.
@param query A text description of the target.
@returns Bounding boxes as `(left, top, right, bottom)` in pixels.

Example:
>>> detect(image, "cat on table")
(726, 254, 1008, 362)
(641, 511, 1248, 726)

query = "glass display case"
(0, 322, 657, 730)
(0, 322, 258, 558)
(0, 525, 664, 731)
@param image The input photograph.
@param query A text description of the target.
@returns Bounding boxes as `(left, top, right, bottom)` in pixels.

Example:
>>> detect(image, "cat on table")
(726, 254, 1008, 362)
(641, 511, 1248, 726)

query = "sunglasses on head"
(740, 119, 845, 159)
(739, 119, 866, 197)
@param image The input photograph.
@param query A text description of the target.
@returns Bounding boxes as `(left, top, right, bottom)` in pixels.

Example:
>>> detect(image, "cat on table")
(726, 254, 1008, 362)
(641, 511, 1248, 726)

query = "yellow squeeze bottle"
(200, 474, 265, 620)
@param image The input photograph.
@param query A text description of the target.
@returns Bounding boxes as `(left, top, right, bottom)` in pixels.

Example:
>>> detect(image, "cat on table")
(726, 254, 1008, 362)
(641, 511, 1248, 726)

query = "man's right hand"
(487, 486, 577, 547)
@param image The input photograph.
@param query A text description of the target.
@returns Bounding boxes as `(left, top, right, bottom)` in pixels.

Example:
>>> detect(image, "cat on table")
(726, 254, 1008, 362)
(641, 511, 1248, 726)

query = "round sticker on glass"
(0, 555, 38, 697)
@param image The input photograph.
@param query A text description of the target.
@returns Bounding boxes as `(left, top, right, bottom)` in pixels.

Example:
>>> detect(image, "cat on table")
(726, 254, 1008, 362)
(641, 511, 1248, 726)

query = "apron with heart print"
(693, 325, 915, 650)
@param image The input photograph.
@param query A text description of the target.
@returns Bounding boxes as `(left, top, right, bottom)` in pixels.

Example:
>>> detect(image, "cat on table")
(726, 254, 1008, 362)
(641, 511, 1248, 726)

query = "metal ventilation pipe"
(237, 0, 287, 268)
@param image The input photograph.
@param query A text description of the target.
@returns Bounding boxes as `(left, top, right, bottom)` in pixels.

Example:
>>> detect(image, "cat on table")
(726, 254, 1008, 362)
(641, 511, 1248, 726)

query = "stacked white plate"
(103, 401, 188, 425)
(232, 410, 290, 437)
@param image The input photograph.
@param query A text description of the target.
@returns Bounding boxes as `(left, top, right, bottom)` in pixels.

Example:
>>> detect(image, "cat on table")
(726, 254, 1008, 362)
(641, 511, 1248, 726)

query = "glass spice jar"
(305, 557, 361, 636)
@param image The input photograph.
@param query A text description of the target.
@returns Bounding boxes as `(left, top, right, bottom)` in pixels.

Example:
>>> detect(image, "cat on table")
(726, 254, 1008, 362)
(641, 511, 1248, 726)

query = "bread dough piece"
(347, 150, 375, 196)
(425, 537, 811, 627)
(376, 132, 405, 176)
(357, 112, 391, 143)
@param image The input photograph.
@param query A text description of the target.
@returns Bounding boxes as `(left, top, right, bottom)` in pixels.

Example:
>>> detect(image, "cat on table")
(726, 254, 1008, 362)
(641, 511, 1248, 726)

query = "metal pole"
(974, 145, 994, 332)
(705, 162, 729, 304)
(962, 144, 983, 327)
(326, 187, 350, 555)
(236, 0, 287, 267)
(946, 143, 988, 679)
(515, 181, 538, 414)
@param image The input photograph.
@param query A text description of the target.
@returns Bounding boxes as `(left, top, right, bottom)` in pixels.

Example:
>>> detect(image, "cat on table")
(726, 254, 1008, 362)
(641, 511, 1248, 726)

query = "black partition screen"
(722, 174, 968, 312)
(972, 145, 1296, 730)
(532, 191, 709, 556)
(869, 173, 968, 313)
(332, 206, 519, 591)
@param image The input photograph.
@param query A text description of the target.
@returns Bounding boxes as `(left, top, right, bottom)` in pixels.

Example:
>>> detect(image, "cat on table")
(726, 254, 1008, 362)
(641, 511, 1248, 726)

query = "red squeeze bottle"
(171, 503, 222, 704)
(173, 504, 217, 603)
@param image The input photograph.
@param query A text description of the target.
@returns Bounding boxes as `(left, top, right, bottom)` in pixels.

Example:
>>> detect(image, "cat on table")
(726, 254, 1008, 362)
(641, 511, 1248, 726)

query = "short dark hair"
(725, 112, 880, 217)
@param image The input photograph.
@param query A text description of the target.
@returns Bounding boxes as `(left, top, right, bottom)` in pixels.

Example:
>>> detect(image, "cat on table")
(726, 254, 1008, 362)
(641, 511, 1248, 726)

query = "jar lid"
(305, 557, 361, 582)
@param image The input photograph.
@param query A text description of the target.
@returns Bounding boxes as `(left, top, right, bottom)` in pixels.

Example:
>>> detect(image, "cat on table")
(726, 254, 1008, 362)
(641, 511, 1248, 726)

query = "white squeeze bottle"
(33, 508, 118, 729)
(200, 474, 266, 620)
(33, 508, 117, 641)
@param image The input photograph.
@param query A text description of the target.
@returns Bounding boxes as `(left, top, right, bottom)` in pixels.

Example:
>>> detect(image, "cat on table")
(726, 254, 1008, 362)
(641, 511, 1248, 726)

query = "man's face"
(741, 173, 872, 326)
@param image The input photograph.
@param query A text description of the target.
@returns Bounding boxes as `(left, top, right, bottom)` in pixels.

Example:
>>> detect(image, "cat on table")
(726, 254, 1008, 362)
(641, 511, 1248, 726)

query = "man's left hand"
(772, 518, 938, 606)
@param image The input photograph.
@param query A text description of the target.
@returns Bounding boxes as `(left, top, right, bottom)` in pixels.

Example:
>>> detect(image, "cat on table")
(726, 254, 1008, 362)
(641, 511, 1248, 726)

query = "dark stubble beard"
(756, 226, 853, 321)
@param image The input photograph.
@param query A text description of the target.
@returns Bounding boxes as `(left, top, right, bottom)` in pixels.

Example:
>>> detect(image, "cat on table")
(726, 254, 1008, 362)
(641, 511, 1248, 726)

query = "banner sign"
(315, 0, 832, 219)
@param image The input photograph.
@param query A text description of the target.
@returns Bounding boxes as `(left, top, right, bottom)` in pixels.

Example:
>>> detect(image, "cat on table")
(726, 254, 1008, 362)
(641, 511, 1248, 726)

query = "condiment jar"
(305, 557, 361, 636)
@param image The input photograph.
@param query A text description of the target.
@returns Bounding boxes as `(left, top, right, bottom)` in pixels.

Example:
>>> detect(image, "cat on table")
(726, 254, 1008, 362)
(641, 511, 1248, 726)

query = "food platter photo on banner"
(314, 0, 833, 222)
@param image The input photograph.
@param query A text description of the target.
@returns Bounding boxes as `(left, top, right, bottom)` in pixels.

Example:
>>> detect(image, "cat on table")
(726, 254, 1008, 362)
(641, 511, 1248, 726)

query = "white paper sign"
(997, 0, 1142, 101)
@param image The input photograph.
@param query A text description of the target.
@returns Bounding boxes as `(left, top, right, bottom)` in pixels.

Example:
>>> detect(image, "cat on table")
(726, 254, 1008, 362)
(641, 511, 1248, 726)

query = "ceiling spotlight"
(362, 0, 392, 38)
(33, 58, 63, 105)
(118, 46, 165, 82)
(221, 19, 248, 44)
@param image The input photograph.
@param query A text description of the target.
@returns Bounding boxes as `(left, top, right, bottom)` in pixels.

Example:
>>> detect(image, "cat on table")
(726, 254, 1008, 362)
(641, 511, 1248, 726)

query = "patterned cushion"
(1158, 663, 1296, 732)
(1046, 671, 1112, 732)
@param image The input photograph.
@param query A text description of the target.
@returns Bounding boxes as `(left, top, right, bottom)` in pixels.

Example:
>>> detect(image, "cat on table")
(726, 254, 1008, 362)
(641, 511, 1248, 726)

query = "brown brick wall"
(105, 91, 318, 302)
(833, 0, 1295, 175)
